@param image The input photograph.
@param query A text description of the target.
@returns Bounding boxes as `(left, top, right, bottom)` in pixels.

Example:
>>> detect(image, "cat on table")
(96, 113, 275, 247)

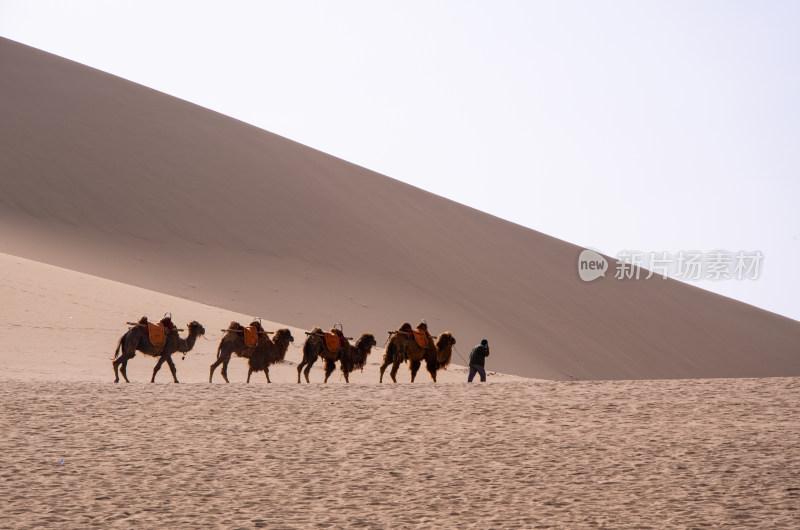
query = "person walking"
(468, 339, 490, 382)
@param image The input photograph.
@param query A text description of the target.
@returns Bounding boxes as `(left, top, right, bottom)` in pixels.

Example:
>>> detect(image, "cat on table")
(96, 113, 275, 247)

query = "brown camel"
(299, 330, 377, 383)
(297, 327, 330, 383)
(209, 321, 267, 383)
(379, 326, 456, 383)
(246, 328, 294, 383)
(378, 322, 418, 382)
(112, 320, 206, 383)
(337, 333, 377, 383)
(297, 327, 348, 383)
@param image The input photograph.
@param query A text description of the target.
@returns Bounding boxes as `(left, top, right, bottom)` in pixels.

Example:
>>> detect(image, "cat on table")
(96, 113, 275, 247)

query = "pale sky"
(1, 0, 798, 321)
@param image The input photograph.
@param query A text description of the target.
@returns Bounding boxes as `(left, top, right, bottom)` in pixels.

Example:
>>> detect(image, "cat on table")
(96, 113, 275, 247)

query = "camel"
(112, 320, 205, 383)
(297, 327, 330, 383)
(209, 321, 267, 383)
(297, 327, 348, 383)
(298, 329, 377, 383)
(337, 333, 377, 383)
(379, 326, 456, 383)
(246, 328, 294, 383)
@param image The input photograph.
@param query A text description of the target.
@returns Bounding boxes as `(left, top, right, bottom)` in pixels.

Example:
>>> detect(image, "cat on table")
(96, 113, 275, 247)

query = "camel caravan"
(113, 316, 455, 384)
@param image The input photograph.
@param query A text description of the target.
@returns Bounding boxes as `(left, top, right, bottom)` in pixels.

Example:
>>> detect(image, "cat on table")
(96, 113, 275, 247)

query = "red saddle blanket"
(324, 332, 340, 353)
(413, 330, 430, 349)
(148, 322, 166, 347)
(243, 326, 259, 348)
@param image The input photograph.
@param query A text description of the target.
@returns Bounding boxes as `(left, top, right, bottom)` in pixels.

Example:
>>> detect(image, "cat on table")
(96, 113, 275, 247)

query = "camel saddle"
(243, 326, 259, 348)
(413, 329, 431, 349)
(323, 332, 340, 354)
(147, 322, 166, 348)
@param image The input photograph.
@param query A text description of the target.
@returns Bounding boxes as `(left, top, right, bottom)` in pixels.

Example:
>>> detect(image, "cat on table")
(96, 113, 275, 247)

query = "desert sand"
(3, 379, 799, 528)
(1, 37, 799, 381)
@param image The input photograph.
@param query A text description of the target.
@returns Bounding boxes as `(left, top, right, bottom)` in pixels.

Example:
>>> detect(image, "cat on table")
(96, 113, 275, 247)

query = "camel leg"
(410, 360, 422, 383)
(246, 368, 252, 383)
(297, 360, 305, 383)
(342, 370, 350, 384)
(264, 368, 271, 384)
(151, 356, 167, 383)
(390, 360, 400, 383)
(209, 358, 223, 383)
(113, 357, 122, 383)
(166, 356, 179, 383)
(119, 357, 131, 383)
(323, 359, 336, 383)
(379, 358, 392, 383)
(303, 357, 316, 384)
(220, 359, 230, 384)
(113, 350, 133, 383)
(426, 361, 438, 382)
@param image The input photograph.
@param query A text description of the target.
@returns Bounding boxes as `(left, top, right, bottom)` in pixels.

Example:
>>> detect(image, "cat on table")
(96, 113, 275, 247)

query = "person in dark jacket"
(468, 339, 490, 382)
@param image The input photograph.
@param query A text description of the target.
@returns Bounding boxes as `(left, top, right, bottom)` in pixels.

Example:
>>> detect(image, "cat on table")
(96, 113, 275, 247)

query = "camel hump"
(243, 326, 259, 347)
(148, 322, 166, 347)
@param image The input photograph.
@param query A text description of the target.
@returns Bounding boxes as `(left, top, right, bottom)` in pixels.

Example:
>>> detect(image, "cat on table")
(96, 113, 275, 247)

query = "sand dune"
(1, 36, 799, 381)
(0, 252, 524, 384)
(3, 378, 799, 528)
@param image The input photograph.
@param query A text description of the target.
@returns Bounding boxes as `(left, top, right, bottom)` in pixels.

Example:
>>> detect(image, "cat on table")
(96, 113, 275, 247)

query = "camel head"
(356, 333, 377, 351)
(436, 331, 456, 349)
(187, 321, 206, 337)
(273, 328, 294, 344)
(435, 331, 455, 366)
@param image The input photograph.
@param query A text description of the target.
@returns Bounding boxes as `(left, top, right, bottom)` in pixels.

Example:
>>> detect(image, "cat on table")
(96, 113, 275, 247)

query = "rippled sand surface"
(2, 378, 799, 528)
